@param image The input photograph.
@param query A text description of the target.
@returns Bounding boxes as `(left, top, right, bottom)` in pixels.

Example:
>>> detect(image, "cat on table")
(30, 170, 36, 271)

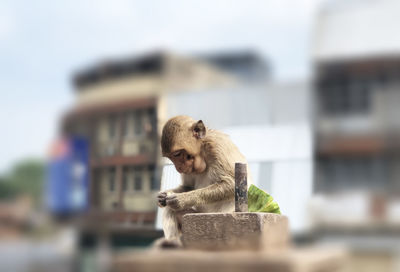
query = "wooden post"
(235, 163, 248, 212)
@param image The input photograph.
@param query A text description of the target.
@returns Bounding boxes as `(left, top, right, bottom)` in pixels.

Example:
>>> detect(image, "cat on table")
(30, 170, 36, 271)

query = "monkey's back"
(194, 129, 253, 213)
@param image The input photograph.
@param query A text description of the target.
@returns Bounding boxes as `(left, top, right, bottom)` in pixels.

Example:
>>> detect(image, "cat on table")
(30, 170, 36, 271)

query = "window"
(108, 168, 115, 192)
(319, 76, 371, 115)
(133, 168, 143, 191)
(122, 113, 129, 138)
(146, 108, 156, 134)
(149, 166, 158, 191)
(317, 156, 388, 193)
(108, 115, 117, 139)
(134, 111, 143, 136)
(139, 143, 149, 154)
(122, 168, 129, 191)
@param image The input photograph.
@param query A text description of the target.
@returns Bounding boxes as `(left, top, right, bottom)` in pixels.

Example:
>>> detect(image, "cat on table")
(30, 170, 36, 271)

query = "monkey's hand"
(157, 191, 168, 207)
(165, 193, 192, 211)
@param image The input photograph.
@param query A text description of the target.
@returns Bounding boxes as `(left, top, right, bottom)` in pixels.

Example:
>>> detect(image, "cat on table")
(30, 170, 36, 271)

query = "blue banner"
(46, 137, 89, 215)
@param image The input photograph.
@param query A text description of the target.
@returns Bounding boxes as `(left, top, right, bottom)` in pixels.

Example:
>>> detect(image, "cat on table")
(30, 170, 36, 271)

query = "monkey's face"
(161, 116, 207, 174)
(168, 149, 206, 175)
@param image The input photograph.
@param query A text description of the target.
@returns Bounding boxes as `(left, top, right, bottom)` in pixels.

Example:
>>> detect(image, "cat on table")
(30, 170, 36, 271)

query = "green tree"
(0, 176, 17, 199)
(0, 159, 45, 205)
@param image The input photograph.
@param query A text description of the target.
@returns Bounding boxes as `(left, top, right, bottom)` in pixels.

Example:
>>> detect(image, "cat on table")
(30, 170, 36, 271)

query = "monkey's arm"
(169, 185, 193, 193)
(165, 180, 234, 210)
(166, 175, 195, 193)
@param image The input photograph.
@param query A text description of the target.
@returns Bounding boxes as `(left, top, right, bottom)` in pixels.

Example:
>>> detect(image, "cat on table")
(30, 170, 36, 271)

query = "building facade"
(63, 52, 235, 228)
(313, 0, 400, 203)
(311, 1, 400, 271)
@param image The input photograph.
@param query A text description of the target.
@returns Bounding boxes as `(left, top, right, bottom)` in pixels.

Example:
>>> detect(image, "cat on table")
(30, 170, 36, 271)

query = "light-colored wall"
(159, 81, 310, 130)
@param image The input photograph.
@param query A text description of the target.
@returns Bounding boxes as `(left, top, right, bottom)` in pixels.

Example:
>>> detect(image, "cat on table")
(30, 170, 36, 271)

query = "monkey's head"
(161, 115, 207, 174)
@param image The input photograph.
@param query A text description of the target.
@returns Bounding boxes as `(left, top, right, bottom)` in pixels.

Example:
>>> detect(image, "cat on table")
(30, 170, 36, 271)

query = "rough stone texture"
(181, 212, 289, 251)
(114, 247, 348, 272)
(235, 163, 248, 212)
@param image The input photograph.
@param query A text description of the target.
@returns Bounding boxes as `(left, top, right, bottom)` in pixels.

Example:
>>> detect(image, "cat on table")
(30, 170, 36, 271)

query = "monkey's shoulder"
(203, 130, 246, 164)
(203, 130, 236, 152)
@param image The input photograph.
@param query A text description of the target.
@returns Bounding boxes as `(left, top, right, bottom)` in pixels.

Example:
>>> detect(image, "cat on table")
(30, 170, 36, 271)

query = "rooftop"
(73, 51, 166, 89)
(73, 50, 269, 89)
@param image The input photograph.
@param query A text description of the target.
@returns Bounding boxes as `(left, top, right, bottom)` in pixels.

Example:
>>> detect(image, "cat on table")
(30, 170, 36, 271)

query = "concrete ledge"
(114, 247, 348, 272)
(182, 212, 289, 251)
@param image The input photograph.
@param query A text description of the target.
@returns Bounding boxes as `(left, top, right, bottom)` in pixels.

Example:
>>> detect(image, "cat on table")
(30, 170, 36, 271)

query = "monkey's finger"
(157, 192, 167, 198)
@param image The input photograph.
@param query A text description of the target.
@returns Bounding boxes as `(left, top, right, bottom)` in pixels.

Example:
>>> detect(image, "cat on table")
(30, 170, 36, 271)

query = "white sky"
(0, 0, 322, 173)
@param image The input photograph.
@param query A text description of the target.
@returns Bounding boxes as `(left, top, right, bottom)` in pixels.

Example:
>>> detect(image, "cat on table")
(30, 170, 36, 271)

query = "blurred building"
(63, 52, 235, 232)
(311, 1, 400, 271)
(313, 0, 400, 224)
(64, 49, 315, 242)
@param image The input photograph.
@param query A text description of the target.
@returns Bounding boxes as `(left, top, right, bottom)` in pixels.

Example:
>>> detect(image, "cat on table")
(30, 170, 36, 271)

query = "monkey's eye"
(172, 151, 182, 158)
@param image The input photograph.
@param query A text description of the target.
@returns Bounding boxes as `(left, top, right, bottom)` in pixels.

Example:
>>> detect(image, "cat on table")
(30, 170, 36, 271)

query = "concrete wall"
(161, 81, 310, 129)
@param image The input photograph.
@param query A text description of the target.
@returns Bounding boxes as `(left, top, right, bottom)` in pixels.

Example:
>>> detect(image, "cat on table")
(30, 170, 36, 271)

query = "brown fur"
(157, 115, 252, 247)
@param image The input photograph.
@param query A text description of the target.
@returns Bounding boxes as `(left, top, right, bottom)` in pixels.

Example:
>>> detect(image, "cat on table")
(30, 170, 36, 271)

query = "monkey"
(155, 115, 252, 248)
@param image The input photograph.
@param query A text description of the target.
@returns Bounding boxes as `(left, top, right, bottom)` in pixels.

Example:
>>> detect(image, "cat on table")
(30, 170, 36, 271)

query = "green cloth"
(248, 184, 281, 214)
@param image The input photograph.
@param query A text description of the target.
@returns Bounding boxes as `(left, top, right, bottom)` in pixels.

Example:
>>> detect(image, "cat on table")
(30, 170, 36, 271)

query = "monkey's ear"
(193, 120, 206, 139)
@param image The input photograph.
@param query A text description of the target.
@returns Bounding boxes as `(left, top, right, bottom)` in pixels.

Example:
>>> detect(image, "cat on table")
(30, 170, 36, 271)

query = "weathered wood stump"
(235, 162, 248, 212)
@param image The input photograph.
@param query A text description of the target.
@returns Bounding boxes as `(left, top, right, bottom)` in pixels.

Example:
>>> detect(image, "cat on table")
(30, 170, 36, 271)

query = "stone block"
(181, 212, 289, 251)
